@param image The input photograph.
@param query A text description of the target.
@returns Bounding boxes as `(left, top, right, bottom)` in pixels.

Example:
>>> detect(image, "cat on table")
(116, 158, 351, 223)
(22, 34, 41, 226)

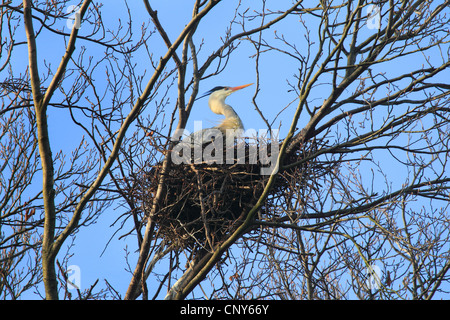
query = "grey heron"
(192, 83, 253, 145)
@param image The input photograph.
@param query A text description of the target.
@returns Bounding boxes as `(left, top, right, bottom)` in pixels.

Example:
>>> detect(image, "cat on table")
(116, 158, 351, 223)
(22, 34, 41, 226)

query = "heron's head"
(197, 83, 253, 101)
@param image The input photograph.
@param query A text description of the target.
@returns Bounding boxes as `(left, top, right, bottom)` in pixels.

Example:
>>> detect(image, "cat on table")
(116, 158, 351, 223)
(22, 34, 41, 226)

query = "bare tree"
(0, 0, 449, 300)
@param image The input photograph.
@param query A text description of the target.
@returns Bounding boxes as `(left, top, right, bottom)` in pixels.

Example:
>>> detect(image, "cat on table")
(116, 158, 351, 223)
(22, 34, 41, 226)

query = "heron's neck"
(209, 97, 243, 131)
(222, 104, 239, 119)
(209, 96, 234, 115)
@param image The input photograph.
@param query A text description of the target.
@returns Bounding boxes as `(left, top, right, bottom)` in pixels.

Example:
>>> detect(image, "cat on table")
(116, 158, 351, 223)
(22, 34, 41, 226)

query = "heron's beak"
(230, 83, 253, 92)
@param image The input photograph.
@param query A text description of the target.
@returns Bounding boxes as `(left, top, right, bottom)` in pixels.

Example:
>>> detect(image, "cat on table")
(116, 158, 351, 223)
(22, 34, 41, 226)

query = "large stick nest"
(128, 137, 333, 251)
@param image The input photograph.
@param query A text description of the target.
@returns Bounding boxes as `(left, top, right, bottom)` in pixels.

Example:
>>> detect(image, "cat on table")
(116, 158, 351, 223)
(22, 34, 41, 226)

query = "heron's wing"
(217, 117, 244, 132)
